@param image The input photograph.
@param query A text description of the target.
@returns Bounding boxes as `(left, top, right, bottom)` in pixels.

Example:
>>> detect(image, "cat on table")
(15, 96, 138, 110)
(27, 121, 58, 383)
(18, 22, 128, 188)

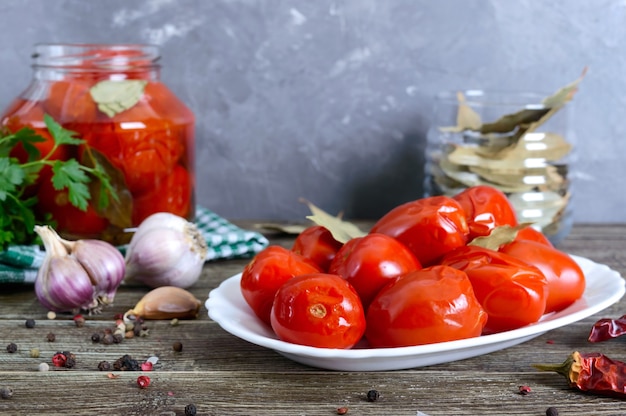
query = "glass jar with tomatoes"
(1, 43, 195, 243)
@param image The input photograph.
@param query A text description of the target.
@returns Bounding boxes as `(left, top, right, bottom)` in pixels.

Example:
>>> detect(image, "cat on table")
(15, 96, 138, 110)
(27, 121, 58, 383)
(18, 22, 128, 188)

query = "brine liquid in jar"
(0, 44, 195, 244)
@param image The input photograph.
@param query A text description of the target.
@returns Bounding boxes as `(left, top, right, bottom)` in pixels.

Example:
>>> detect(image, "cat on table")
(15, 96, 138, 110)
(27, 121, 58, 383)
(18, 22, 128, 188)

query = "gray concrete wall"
(1, 0, 623, 222)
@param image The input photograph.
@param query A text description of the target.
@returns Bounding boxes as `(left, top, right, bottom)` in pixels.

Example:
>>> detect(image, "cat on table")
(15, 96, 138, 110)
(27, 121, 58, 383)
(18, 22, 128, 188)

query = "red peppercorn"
(141, 361, 153, 372)
(137, 375, 151, 389)
(337, 406, 349, 414)
(518, 385, 532, 395)
(52, 352, 67, 367)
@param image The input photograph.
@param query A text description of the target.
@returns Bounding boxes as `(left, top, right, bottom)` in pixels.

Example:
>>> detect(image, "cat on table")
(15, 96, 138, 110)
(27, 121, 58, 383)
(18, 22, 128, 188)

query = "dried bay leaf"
(541, 67, 587, 108)
(90, 80, 148, 117)
(479, 107, 551, 134)
(302, 199, 366, 243)
(439, 92, 482, 132)
(253, 222, 307, 235)
(469, 224, 532, 251)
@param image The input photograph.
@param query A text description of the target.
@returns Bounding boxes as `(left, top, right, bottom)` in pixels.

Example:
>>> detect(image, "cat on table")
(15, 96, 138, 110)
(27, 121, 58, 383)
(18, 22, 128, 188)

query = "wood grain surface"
(0, 223, 625, 416)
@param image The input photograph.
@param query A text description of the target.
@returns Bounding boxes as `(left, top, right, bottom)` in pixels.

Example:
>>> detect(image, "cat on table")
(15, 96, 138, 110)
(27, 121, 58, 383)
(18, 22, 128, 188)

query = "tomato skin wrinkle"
(270, 273, 365, 349)
(370, 196, 469, 267)
(441, 245, 548, 333)
(240, 246, 321, 326)
(500, 240, 585, 314)
(365, 265, 487, 348)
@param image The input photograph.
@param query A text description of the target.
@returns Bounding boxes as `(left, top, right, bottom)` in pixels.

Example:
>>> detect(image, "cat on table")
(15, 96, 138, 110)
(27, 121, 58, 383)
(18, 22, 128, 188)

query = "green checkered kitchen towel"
(0, 206, 269, 284)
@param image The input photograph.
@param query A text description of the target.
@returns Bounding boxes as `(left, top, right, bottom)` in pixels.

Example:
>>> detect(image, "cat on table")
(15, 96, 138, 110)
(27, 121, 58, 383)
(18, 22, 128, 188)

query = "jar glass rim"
(32, 43, 160, 69)
(435, 90, 551, 109)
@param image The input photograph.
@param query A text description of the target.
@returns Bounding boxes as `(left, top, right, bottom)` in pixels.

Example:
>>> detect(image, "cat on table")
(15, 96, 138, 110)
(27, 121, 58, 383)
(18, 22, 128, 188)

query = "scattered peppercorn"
(97, 361, 112, 371)
(337, 406, 349, 415)
(38, 362, 49, 372)
(101, 333, 114, 345)
(25, 318, 36, 328)
(91, 333, 101, 343)
(112, 333, 124, 344)
(6, 343, 17, 353)
(184, 403, 197, 416)
(52, 352, 67, 367)
(30, 348, 40, 358)
(136, 375, 151, 389)
(141, 361, 153, 372)
(125, 331, 135, 339)
(113, 354, 140, 371)
(170, 318, 180, 326)
(46, 332, 56, 342)
(0, 387, 13, 399)
(518, 385, 532, 395)
(172, 341, 183, 352)
(546, 407, 559, 416)
(366, 389, 380, 402)
(73, 314, 85, 327)
(47, 311, 56, 320)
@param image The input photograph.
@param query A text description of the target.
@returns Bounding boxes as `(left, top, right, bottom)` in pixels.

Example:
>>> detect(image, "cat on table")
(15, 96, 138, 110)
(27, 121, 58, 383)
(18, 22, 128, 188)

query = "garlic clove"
(125, 286, 202, 320)
(63, 239, 125, 304)
(124, 221, 208, 289)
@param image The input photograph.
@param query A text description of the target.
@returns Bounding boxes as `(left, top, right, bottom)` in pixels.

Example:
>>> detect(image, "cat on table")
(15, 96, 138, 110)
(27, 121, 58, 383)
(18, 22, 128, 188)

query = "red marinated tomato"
(453, 185, 518, 240)
(369, 196, 469, 266)
(499, 240, 585, 314)
(329, 233, 422, 310)
(365, 265, 487, 348)
(440, 245, 548, 333)
(132, 165, 193, 224)
(514, 226, 554, 247)
(292, 225, 343, 272)
(270, 273, 366, 349)
(240, 245, 321, 325)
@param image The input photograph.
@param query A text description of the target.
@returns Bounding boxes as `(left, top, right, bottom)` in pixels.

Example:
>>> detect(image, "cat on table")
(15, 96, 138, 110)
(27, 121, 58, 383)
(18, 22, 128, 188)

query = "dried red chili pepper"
(534, 351, 626, 398)
(588, 314, 626, 342)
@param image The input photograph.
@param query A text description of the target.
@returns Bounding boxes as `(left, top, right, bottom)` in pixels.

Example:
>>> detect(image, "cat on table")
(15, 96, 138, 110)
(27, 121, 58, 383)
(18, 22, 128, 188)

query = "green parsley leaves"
(0, 114, 118, 250)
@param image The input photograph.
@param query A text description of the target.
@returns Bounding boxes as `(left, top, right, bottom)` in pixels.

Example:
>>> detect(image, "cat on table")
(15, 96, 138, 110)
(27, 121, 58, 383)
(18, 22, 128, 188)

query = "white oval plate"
(206, 255, 625, 371)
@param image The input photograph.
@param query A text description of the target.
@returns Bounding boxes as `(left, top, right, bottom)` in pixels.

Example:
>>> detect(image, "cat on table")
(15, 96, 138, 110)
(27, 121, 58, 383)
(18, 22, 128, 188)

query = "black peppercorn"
(97, 361, 111, 371)
(112, 333, 124, 344)
(366, 389, 380, 402)
(25, 319, 35, 328)
(173, 341, 183, 352)
(46, 332, 56, 342)
(91, 333, 101, 343)
(546, 407, 559, 416)
(0, 386, 13, 399)
(101, 333, 114, 345)
(184, 403, 197, 416)
(6, 343, 17, 353)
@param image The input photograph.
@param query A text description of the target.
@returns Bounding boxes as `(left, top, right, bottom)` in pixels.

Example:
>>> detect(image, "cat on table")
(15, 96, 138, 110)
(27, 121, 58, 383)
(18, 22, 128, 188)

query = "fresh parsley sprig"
(0, 114, 117, 250)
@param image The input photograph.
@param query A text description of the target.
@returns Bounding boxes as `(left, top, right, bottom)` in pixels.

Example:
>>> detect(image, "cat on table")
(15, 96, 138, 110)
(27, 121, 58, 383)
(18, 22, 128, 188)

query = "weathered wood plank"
(0, 223, 625, 415)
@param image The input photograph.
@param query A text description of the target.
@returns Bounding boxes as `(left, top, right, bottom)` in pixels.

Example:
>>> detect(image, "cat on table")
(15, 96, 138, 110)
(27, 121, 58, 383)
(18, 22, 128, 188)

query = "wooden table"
(1, 223, 625, 415)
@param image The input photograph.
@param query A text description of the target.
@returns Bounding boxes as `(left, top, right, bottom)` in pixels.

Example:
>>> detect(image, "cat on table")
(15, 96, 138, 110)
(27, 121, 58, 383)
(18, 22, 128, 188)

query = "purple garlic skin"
(35, 255, 96, 312)
(33, 225, 126, 313)
(69, 239, 125, 304)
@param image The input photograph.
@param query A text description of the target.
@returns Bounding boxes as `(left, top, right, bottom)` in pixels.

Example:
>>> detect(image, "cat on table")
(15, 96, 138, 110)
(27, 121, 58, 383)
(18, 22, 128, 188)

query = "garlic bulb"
(124, 213, 208, 288)
(33, 225, 125, 313)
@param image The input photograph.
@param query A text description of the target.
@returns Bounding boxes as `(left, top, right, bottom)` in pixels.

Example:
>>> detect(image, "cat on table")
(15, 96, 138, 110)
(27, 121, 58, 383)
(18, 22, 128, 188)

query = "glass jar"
(425, 90, 574, 245)
(1, 43, 195, 244)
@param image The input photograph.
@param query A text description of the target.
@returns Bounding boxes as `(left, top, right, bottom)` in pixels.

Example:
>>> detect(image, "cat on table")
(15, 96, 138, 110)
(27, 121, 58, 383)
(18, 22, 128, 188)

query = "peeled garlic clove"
(63, 239, 125, 304)
(124, 218, 208, 289)
(34, 226, 97, 312)
(126, 286, 201, 320)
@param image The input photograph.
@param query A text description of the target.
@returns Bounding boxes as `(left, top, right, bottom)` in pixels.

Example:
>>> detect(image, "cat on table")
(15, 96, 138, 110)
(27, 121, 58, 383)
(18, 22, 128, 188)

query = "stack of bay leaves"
(427, 69, 587, 244)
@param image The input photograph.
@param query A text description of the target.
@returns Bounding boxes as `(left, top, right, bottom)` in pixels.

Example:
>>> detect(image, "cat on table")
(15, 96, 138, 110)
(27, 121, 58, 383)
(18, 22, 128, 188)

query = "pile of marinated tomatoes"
(240, 185, 586, 349)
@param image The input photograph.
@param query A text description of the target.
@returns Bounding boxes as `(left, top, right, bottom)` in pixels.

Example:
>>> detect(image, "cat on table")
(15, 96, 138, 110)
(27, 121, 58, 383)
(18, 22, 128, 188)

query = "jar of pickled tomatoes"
(1, 43, 195, 243)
